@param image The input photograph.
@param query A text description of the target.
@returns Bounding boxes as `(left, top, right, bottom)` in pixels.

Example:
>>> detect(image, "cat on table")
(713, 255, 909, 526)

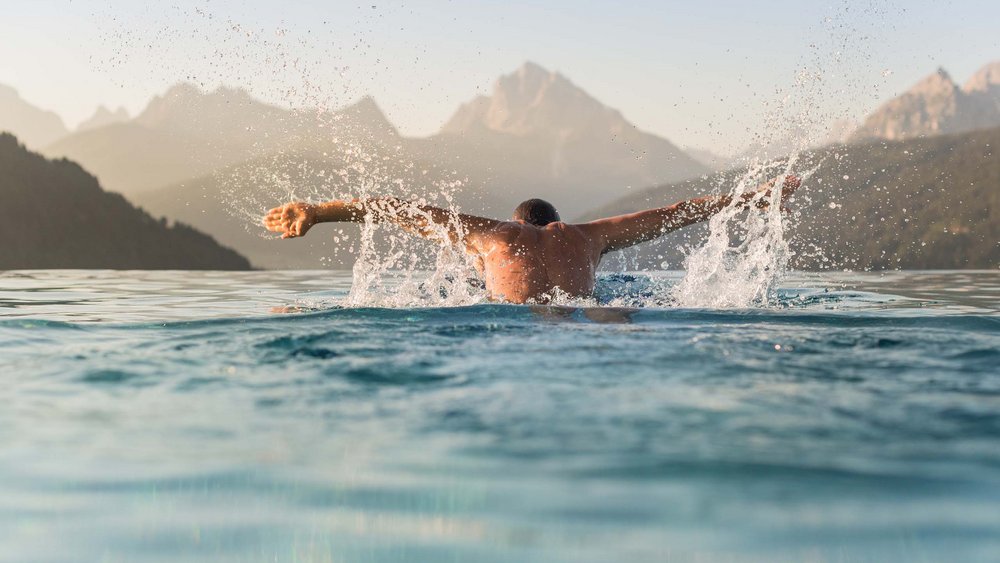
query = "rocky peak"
(135, 83, 289, 138)
(77, 105, 130, 132)
(910, 67, 959, 98)
(963, 61, 1000, 93)
(331, 95, 398, 139)
(340, 95, 390, 123)
(849, 66, 973, 142)
(442, 62, 618, 136)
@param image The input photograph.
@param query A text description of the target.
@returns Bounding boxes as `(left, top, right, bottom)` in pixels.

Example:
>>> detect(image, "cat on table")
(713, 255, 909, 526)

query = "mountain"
(132, 83, 398, 151)
(425, 62, 708, 217)
(0, 133, 250, 270)
(37, 64, 708, 268)
(850, 62, 1000, 142)
(135, 84, 292, 147)
(43, 85, 280, 197)
(963, 60, 1000, 96)
(580, 125, 1000, 270)
(76, 106, 130, 132)
(0, 84, 69, 149)
(43, 85, 400, 199)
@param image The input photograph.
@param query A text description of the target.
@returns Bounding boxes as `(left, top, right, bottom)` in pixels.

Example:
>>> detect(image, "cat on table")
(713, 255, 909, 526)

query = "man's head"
(513, 199, 560, 226)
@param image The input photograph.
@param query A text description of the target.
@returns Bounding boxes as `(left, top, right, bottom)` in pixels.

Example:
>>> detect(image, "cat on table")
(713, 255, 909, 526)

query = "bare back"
(469, 221, 603, 303)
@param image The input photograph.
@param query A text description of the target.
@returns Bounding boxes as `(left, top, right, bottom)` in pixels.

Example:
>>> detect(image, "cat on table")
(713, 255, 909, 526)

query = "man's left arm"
(578, 175, 799, 254)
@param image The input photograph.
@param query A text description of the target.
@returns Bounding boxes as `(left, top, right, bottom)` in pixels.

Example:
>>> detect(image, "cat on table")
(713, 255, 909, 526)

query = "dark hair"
(513, 199, 560, 226)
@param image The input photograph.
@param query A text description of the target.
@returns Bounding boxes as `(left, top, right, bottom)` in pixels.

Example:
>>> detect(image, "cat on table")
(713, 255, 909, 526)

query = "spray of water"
(667, 1, 892, 307)
(672, 159, 823, 308)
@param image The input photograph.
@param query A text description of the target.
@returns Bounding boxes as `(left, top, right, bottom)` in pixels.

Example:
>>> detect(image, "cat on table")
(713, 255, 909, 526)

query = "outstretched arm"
(580, 175, 800, 254)
(263, 197, 502, 250)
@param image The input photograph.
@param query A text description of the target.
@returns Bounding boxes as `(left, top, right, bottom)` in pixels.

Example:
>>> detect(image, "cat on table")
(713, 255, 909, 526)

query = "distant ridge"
(442, 61, 623, 137)
(427, 62, 708, 217)
(43, 85, 401, 198)
(0, 133, 251, 270)
(135, 83, 290, 144)
(37, 64, 710, 268)
(77, 105, 130, 132)
(850, 61, 1000, 142)
(0, 84, 68, 149)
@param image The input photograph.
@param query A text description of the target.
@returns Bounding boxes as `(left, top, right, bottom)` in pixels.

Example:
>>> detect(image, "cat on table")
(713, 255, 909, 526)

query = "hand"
(263, 202, 317, 238)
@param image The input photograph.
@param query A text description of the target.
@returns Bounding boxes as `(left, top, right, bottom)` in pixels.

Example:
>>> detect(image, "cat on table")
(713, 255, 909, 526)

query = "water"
(1, 269, 999, 562)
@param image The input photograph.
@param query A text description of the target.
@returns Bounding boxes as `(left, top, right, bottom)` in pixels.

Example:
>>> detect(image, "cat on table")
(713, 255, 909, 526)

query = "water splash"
(344, 197, 487, 308)
(672, 160, 808, 308)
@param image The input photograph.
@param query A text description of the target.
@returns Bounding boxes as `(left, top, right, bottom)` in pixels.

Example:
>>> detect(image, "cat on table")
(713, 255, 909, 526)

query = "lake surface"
(1, 270, 998, 562)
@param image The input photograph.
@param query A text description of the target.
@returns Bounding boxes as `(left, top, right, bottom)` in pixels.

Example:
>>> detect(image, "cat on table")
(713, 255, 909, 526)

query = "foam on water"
(671, 160, 821, 308)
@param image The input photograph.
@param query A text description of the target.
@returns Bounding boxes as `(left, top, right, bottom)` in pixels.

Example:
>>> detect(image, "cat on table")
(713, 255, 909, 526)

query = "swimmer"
(264, 176, 800, 303)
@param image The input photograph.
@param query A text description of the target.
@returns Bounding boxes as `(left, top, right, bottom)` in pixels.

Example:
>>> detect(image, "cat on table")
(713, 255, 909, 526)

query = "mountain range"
(850, 61, 1000, 142)
(0, 59, 997, 270)
(43, 63, 706, 215)
(26, 62, 710, 268)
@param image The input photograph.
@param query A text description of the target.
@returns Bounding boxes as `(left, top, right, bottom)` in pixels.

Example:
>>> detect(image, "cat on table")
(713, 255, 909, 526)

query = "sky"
(1, 0, 997, 155)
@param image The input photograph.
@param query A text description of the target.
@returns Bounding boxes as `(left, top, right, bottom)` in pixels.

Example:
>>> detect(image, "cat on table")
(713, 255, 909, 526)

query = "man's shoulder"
(546, 221, 592, 237)
(484, 220, 587, 239)
(472, 220, 523, 244)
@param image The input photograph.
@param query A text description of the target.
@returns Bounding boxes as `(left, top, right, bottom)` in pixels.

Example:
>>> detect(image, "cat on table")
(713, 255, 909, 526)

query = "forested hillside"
(581, 127, 1000, 270)
(0, 134, 251, 270)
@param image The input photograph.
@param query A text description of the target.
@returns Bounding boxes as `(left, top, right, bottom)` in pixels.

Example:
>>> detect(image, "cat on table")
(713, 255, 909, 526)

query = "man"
(264, 176, 800, 303)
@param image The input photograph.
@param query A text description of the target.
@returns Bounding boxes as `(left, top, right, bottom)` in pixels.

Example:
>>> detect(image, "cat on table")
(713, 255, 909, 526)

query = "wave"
(3, 301, 996, 333)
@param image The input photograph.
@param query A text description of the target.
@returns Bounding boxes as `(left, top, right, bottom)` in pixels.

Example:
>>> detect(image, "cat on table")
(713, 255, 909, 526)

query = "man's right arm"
(578, 175, 799, 254)
(263, 197, 502, 251)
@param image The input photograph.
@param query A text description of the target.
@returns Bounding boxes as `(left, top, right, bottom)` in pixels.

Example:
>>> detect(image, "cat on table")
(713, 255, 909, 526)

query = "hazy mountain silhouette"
(581, 125, 1000, 270)
(37, 63, 710, 267)
(44, 85, 280, 197)
(0, 133, 250, 269)
(43, 85, 400, 199)
(76, 105, 130, 132)
(0, 84, 69, 150)
(136, 84, 293, 147)
(132, 84, 398, 151)
(850, 62, 1000, 142)
(48, 64, 705, 221)
(421, 62, 708, 217)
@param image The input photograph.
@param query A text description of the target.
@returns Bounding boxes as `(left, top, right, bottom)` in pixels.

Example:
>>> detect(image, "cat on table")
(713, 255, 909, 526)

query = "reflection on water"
(0, 270, 998, 562)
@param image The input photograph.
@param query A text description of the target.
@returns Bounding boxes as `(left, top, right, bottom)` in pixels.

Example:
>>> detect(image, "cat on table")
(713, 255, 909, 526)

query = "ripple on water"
(1, 270, 999, 562)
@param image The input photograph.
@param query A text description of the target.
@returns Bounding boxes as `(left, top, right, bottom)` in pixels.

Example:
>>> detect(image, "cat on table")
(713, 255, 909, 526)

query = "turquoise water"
(1, 270, 999, 562)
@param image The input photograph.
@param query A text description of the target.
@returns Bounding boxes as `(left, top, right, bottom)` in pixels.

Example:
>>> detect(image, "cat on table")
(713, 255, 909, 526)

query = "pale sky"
(1, 0, 997, 155)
